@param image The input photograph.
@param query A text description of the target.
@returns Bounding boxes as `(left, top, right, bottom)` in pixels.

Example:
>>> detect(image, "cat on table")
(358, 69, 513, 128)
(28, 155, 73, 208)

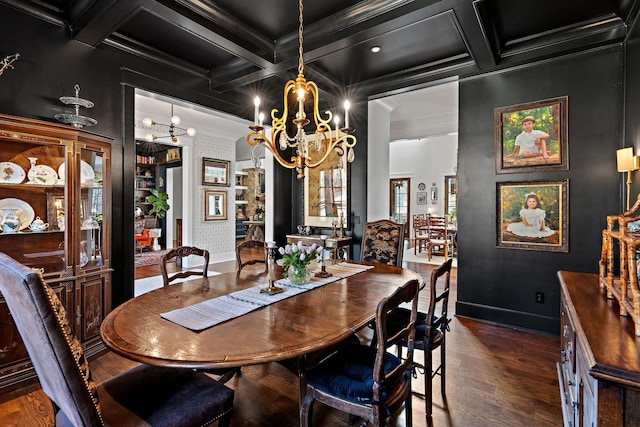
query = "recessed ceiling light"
(371, 46, 381, 53)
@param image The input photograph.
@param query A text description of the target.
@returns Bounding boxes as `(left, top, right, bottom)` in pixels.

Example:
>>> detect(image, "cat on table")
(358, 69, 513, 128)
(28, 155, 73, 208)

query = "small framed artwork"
(495, 96, 568, 173)
(417, 192, 427, 205)
(166, 147, 181, 162)
(202, 158, 230, 186)
(204, 190, 227, 220)
(497, 179, 568, 252)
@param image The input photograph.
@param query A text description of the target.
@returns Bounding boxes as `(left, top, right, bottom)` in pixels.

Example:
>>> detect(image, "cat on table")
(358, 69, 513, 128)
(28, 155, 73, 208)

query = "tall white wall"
(182, 133, 237, 266)
(390, 135, 457, 234)
(367, 100, 393, 221)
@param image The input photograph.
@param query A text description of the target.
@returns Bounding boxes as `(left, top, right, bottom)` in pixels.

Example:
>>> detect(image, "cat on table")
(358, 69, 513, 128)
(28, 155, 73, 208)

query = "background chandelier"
(142, 105, 196, 144)
(246, 0, 356, 179)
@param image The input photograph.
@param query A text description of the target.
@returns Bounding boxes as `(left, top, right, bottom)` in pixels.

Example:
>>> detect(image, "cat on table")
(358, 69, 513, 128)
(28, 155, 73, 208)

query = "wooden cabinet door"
(77, 276, 105, 342)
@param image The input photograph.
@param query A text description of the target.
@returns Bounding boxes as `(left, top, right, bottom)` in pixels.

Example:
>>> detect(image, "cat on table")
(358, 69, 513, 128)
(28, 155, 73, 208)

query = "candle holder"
(315, 236, 332, 278)
(261, 242, 285, 295)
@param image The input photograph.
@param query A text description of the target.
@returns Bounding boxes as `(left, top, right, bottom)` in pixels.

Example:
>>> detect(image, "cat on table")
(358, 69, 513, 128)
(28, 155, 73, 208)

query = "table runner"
(161, 262, 374, 331)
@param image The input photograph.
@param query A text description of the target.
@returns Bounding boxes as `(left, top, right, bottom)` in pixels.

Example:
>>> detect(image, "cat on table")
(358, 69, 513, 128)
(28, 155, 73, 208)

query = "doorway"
(444, 175, 457, 223)
(390, 178, 410, 240)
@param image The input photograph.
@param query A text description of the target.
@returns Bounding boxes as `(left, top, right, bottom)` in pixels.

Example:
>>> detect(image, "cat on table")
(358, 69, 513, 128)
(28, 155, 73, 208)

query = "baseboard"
(455, 300, 559, 335)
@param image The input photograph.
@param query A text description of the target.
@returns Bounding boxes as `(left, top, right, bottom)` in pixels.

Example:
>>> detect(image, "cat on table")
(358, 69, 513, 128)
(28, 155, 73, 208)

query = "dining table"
(100, 262, 423, 371)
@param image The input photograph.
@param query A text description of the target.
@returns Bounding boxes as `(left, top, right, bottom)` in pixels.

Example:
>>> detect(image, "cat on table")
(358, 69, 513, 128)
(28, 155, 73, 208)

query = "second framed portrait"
(204, 190, 227, 221)
(497, 179, 568, 252)
(495, 96, 568, 173)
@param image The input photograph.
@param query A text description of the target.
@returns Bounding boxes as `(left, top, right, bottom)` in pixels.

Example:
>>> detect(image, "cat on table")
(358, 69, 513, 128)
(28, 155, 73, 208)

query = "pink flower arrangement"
(277, 241, 323, 279)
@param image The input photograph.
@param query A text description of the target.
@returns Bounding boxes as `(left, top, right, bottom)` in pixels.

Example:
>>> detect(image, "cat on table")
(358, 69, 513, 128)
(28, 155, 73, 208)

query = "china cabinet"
(0, 113, 111, 391)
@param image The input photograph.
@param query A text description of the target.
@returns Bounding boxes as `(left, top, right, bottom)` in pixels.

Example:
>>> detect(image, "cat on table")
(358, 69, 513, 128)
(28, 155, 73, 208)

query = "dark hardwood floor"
(0, 257, 562, 426)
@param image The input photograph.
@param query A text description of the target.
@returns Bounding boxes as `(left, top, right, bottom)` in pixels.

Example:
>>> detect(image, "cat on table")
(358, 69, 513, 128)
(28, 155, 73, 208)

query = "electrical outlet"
(536, 291, 545, 304)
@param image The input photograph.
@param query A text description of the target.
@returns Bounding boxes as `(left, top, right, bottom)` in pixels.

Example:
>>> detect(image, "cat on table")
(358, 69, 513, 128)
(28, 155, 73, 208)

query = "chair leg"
(425, 349, 434, 425)
(405, 375, 413, 427)
(441, 339, 446, 398)
(299, 384, 314, 427)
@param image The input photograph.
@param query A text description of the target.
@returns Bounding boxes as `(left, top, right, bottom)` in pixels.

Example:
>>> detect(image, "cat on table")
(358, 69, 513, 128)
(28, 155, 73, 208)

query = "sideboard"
(286, 234, 352, 262)
(557, 271, 640, 426)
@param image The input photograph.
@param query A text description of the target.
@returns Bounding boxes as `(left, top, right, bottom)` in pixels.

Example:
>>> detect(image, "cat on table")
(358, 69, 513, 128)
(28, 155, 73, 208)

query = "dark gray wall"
(457, 46, 623, 334)
(0, 4, 630, 335)
(0, 5, 258, 305)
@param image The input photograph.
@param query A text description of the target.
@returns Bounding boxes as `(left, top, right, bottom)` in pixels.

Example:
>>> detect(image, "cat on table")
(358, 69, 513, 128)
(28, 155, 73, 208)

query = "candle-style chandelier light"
(246, 0, 356, 179)
(142, 105, 196, 144)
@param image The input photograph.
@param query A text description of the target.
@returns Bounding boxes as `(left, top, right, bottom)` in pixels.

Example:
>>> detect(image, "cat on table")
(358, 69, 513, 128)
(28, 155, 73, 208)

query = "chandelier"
(142, 105, 196, 144)
(246, 0, 356, 179)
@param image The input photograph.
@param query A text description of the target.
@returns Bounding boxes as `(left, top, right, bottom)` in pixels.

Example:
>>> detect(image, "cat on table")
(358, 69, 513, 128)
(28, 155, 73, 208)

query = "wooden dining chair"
(299, 278, 420, 427)
(360, 219, 406, 266)
(413, 213, 429, 255)
(386, 258, 453, 425)
(0, 252, 234, 427)
(161, 245, 210, 286)
(235, 239, 268, 275)
(427, 215, 454, 261)
(161, 246, 240, 383)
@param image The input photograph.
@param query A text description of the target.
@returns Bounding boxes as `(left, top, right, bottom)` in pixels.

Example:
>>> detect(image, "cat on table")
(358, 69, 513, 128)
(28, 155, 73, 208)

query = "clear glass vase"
(288, 265, 312, 285)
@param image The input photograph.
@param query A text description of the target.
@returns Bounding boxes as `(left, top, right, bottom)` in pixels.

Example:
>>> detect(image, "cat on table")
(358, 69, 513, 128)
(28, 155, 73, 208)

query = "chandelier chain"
(298, 0, 304, 75)
(246, 0, 356, 179)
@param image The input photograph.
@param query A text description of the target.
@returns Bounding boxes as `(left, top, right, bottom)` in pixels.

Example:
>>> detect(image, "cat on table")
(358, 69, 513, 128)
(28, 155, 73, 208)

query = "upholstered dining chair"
(161, 245, 210, 286)
(235, 239, 268, 275)
(386, 258, 453, 424)
(299, 278, 420, 427)
(0, 252, 234, 427)
(161, 246, 239, 384)
(360, 219, 406, 266)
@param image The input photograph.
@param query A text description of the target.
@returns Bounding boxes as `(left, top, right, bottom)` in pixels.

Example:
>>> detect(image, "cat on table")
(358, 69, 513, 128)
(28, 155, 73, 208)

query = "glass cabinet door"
(0, 137, 70, 276)
(78, 147, 105, 270)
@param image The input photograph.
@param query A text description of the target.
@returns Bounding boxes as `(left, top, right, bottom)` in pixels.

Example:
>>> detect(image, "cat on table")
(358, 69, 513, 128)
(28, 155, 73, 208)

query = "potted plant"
(146, 189, 170, 250)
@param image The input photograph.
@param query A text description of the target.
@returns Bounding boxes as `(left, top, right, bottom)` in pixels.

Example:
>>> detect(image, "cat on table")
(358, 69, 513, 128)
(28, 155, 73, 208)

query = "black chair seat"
(58, 365, 234, 427)
(387, 308, 444, 350)
(304, 343, 403, 403)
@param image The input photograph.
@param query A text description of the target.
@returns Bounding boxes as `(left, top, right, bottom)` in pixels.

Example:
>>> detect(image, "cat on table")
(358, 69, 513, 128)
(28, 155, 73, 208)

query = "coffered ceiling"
(4, 0, 636, 111)
(3, 0, 637, 143)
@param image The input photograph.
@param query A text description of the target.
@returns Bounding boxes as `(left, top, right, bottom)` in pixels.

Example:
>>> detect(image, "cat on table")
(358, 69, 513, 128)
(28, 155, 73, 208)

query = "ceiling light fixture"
(371, 46, 381, 53)
(142, 105, 196, 144)
(246, 0, 356, 179)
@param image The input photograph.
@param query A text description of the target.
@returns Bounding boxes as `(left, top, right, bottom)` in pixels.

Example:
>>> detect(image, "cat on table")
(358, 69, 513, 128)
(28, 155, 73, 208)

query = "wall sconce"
(430, 182, 438, 204)
(617, 147, 640, 210)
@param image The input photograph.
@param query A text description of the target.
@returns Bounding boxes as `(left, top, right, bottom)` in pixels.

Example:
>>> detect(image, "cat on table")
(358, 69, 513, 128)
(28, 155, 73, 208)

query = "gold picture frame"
(202, 158, 230, 186)
(497, 179, 568, 252)
(495, 96, 568, 174)
(204, 190, 227, 220)
(304, 138, 348, 228)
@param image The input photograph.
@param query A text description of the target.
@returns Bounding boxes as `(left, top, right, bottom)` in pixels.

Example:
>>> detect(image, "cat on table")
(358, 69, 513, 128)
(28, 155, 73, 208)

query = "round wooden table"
(100, 262, 423, 370)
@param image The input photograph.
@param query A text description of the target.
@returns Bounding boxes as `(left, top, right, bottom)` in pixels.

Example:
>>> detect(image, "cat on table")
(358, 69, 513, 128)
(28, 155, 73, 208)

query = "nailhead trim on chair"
(41, 276, 103, 423)
(200, 406, 233, 426)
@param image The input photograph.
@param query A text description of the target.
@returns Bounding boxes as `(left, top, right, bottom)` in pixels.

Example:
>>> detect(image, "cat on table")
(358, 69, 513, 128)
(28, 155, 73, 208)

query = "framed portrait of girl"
(497, 179, 568, 252)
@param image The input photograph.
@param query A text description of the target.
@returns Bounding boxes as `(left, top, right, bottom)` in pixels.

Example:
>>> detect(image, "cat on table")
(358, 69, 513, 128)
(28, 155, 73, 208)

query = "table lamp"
(617, 147, 640, 210)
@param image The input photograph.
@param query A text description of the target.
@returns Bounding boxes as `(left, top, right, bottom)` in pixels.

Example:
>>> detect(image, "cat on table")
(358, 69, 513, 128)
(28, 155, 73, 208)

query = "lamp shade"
(617, 147, 639, 172)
